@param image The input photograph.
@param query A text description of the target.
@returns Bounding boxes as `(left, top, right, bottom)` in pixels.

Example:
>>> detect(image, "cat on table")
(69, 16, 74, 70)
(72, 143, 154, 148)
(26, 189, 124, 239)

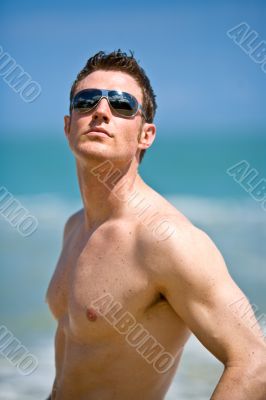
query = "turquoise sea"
(0, 132, 265, 399)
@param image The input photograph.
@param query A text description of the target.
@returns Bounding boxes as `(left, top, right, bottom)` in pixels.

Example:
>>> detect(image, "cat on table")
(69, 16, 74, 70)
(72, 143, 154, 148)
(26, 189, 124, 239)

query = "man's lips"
(84, 127, 111, 137)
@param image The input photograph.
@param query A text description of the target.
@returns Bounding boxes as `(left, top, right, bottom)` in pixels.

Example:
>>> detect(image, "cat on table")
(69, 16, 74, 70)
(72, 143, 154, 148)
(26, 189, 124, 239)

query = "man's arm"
(153, 220, 266, 399)
(45, 209, 83, 399)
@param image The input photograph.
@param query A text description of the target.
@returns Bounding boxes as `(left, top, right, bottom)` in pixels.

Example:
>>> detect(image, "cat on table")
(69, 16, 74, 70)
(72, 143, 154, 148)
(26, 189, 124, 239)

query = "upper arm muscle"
(158, 224, 265, 365)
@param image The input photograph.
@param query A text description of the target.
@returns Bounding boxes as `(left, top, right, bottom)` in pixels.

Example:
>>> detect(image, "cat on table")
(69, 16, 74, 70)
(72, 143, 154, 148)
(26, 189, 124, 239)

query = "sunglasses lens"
(73, 89, 102, 113)
(108, 91, 138, 117)
(72, 89, 140, 117)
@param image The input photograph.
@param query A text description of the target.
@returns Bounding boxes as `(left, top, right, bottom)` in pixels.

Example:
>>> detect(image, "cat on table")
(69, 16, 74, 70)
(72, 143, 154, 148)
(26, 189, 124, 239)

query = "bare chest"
(46, 224, 158, 342)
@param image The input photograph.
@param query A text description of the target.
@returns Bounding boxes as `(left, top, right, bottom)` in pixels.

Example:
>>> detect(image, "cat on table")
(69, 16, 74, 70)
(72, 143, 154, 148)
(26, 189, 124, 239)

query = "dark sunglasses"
(71, 88, 147, 120)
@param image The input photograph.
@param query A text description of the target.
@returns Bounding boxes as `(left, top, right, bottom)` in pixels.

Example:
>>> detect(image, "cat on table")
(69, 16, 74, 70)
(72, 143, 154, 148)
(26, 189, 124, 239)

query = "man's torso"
(46, 190, 191, 400)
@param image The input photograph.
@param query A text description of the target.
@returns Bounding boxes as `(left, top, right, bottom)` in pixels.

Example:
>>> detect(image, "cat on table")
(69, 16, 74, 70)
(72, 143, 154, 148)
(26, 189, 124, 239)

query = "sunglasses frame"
(71, 88, 147, 120)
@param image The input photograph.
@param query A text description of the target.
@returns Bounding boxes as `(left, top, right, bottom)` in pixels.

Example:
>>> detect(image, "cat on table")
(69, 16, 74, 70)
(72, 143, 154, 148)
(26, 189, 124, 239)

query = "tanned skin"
(46, 70, 266, 399)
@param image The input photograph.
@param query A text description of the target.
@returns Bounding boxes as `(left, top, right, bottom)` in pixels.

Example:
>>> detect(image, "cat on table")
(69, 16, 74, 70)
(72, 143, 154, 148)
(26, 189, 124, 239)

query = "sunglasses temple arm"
(139, 105, 148, 121)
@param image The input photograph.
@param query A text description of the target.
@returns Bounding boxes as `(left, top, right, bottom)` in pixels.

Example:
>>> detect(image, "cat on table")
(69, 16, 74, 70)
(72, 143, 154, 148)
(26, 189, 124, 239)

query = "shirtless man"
(46, 50, 266, 399)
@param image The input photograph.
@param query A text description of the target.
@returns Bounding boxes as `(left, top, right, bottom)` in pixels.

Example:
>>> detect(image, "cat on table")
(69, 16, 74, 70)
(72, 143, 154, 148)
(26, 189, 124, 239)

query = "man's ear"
(138, 123, 156, 150)
(64, 115, 71, 139)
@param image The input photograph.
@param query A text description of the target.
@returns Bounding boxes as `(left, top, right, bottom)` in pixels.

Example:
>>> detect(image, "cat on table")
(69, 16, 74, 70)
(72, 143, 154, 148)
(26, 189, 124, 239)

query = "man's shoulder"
(134, 187, 194, 246)
(135, 205, 199, 253)
(63, 208, 84, 240)
(135, 199, 221, 279)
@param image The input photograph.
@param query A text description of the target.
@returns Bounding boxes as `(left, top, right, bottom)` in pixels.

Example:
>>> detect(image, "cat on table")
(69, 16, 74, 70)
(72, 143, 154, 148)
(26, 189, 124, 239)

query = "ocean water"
(0, 134, 265, 399)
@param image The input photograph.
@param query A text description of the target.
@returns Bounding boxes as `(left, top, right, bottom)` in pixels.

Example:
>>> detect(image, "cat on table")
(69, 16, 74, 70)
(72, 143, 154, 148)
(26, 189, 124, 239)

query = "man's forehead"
(74, 70, 143, 101)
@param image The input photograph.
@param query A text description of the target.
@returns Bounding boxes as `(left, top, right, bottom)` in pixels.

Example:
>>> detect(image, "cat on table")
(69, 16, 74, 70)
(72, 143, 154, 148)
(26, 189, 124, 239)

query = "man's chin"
(72, 143, 113, 162)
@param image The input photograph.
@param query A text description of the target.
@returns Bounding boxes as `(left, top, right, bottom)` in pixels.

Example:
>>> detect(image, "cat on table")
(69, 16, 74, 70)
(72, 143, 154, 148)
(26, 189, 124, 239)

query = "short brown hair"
(69, 49, 157, 163)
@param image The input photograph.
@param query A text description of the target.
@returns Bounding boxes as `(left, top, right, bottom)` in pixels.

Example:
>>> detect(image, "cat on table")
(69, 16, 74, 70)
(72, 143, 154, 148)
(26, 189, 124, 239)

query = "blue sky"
(1, 0, 266, 136)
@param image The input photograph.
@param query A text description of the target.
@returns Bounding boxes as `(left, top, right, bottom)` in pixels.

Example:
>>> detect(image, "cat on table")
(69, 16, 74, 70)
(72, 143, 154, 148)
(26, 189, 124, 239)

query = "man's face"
(64, 70, 156, 164)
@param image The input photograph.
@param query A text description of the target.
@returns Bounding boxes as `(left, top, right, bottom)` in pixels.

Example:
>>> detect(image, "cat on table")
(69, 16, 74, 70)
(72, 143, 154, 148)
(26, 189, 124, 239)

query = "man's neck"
(76, 157, 145, 231)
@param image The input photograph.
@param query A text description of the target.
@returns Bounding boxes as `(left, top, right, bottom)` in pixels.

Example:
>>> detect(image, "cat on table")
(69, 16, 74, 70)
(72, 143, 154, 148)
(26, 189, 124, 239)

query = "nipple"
(86, 307, 98, 322)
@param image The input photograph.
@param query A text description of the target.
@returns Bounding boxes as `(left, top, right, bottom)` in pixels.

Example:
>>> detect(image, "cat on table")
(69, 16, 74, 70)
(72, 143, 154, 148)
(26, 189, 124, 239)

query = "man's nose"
(92, 97, 112, 122)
